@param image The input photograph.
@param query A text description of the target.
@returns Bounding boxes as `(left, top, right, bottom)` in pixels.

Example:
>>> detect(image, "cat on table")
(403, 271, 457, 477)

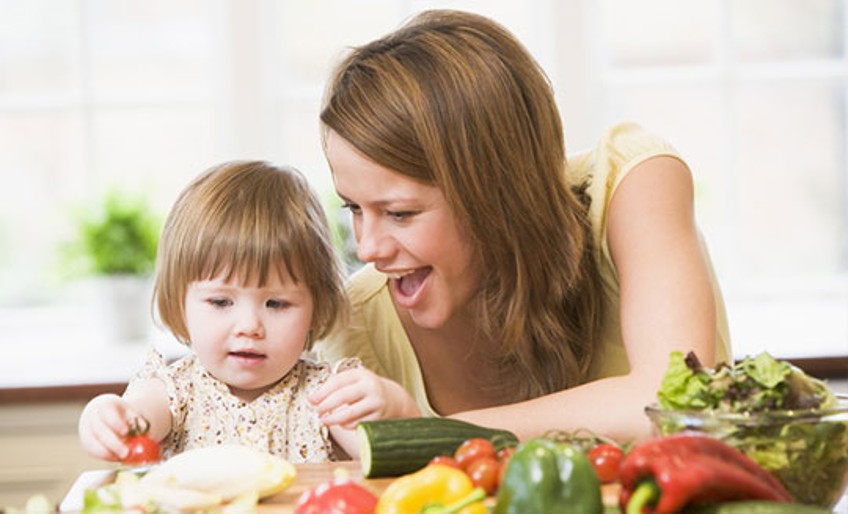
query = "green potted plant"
(68, 190, 160, 342)
(76, 190, 159, 276)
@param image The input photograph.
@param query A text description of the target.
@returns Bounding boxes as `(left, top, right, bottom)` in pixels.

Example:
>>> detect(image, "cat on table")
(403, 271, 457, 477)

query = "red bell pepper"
(619, 432, 792, 514)
(294, 477, 378, 514)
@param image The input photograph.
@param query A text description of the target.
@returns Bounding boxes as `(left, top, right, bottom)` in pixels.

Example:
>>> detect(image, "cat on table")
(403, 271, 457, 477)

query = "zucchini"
(356, 417, 519, 477)
(686, 501, 832, 514)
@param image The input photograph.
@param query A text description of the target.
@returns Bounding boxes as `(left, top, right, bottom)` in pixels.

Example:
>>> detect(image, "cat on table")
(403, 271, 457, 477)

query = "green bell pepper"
(494, 437, 602, 514)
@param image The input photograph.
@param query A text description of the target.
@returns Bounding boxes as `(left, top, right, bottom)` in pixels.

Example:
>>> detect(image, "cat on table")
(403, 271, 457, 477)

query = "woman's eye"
(341, 202, 361, 214)
(388, 210, 414, 221)
(266, 299, 291, 309)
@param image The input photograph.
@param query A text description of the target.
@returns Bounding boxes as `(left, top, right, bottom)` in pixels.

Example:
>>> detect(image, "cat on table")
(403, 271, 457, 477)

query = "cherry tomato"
(429, 455, 462, 470)
(466, 456, 501, 495)
(496, 446, 516, 485)
(496, 446, 516, 463)
(454, 438, 496, 471)
(122, 417, 161, 465)
(587, 443, 623, 483)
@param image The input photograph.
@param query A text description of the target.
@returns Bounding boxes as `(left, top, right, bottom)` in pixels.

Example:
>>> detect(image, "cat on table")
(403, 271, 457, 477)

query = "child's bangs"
(196, 222, 299, 287)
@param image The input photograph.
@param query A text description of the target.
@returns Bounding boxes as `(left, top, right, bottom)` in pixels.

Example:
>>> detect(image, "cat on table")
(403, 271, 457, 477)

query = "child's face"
(184, 267, 313, 402)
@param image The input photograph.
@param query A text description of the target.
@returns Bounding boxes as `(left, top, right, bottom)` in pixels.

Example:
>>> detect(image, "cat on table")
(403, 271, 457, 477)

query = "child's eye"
(266, 299, 291, 309)
(207, 298, 231, 308)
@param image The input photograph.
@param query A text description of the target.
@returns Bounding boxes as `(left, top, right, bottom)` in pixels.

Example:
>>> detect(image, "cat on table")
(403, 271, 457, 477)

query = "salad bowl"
(646, 390, 848, 507)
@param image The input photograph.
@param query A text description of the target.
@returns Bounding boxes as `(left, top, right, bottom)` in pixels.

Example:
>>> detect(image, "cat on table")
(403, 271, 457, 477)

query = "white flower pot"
(91, 274, 152, 343)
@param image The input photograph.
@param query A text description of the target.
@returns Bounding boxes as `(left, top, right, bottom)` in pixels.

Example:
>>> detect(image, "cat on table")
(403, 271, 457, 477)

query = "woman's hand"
(309, 368, 421, 430)
(78, 393, 141, 462)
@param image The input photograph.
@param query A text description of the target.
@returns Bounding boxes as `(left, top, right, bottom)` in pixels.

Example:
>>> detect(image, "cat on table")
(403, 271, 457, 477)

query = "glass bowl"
(645, 394, 848, 508)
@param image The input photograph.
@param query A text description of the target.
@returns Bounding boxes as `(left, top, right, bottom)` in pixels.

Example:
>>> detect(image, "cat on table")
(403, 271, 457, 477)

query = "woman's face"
(326, 131, 480, 329)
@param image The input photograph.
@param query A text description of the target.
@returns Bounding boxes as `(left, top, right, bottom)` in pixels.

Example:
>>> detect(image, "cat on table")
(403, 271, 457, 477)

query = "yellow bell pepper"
(375, 464, 486, 514)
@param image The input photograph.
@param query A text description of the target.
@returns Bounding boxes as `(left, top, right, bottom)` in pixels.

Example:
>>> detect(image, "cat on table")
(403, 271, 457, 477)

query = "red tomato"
(122, 417, 162, 465)
(428, 455, 462, 470)
(496, 446, 516, 463)
(454, 438, 496, 471)
(496, 446, 516, 485)
(123, 434, 162, 465)
(587, 443, 624, 483)
(466, 456, 501, 495)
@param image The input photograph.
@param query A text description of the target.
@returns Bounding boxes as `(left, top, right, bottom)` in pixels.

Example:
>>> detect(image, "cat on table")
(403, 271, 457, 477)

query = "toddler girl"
(78, 161, 419, 463)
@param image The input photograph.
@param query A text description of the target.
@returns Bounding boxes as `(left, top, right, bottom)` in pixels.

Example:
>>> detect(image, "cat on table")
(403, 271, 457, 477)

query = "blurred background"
(0, 0, 846, 361)
(0, 0, 847, 507)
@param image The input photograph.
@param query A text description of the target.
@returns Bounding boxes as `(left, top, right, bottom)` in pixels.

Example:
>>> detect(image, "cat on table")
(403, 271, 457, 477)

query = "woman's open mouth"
(387, 266, 432, 306)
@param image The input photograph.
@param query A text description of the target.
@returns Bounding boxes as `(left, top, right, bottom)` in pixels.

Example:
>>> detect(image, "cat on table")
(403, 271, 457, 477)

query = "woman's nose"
(355, 217, 391, 263)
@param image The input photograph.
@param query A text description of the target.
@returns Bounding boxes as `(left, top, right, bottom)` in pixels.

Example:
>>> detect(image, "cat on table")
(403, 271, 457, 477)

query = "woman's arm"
(453, 156, 718, 443)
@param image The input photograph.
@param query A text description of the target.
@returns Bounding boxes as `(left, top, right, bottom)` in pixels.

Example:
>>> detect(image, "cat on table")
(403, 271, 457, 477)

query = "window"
(1, 0, 845, 362)
(0, 0, 227, 307)
(578, 0, 848, 360)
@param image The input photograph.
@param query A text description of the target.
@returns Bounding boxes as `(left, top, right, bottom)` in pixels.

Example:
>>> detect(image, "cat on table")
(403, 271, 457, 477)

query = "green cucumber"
(686, 501, 833, 514)
(356, 417, 519, 478)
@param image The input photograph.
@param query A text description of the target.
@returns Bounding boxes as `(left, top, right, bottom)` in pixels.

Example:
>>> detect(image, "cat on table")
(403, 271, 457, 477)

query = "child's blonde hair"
(153, 161, 347, 345)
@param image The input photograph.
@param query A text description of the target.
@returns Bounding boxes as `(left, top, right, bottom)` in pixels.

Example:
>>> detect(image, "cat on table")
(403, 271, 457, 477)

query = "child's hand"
(78, 393, 142, 462)
(309, 368, 420, 429)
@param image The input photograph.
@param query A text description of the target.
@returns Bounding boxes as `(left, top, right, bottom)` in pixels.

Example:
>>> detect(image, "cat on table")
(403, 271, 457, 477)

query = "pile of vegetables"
(80, 418, 837, 514)
(353, 421, 831, 513)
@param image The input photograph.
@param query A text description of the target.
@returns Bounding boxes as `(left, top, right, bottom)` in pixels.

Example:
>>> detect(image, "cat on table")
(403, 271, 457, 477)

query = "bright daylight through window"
(0, 0, 846, 362)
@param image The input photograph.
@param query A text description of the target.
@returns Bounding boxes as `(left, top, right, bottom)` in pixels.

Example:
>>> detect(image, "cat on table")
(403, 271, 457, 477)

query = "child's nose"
(235, 308, 265, 338)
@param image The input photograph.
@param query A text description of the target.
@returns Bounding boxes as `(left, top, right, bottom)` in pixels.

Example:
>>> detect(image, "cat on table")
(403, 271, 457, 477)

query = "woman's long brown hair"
(321, 10, 604, 400)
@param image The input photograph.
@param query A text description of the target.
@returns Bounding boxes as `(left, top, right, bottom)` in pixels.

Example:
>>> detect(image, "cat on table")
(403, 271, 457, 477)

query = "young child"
(78, 161, 420, 463)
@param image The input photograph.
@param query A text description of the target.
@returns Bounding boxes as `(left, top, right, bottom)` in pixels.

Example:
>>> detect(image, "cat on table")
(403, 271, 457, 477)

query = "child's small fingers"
(310, 370, 365, 403)
(321, 406, 361, 427)
(308, 376, 339, 405)
(321, 398, 380, 427)
(92, 426, 128, 461)
(97, 404, 132, 436)
(314, 386, 366, 416)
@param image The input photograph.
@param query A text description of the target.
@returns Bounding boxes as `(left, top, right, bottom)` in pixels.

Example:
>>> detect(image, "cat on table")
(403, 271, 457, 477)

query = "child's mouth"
(229, 350, 266, 361)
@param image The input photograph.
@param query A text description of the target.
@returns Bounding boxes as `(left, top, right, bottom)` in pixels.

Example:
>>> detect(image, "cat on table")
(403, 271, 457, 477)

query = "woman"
(309, 9, 731, 442)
